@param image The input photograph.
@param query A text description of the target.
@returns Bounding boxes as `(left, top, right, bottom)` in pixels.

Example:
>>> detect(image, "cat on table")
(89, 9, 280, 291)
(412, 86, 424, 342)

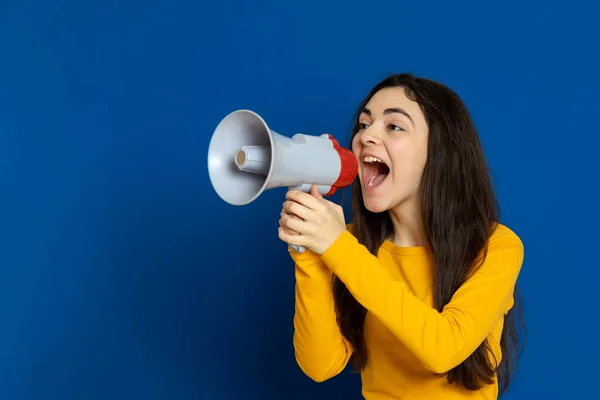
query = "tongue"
(365, 162, 388, 187)
(368, 172, 387, 187)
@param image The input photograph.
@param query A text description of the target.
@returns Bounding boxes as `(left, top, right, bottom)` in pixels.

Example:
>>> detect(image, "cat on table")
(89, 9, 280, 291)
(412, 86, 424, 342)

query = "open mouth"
(363, 156, 390, 188)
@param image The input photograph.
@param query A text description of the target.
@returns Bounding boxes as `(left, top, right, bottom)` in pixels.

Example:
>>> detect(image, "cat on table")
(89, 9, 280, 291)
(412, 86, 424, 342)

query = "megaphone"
(207, 109, 358, 252)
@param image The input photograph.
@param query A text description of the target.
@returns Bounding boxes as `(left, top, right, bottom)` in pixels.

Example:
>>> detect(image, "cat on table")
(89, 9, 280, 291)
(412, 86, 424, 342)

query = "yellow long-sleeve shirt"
(289, 223, 524, 400)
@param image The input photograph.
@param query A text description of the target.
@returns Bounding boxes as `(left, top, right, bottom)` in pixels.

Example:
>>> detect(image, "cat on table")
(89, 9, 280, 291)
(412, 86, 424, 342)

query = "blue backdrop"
(1, 1, 598, 399)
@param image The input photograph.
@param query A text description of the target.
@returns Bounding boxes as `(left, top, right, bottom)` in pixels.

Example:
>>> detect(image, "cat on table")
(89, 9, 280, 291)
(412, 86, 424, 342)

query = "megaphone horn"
(207, 109, 358, 252)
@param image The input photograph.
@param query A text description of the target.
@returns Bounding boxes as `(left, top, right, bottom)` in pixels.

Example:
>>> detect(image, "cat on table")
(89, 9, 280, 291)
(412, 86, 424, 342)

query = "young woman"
(278, 73, 526, 399)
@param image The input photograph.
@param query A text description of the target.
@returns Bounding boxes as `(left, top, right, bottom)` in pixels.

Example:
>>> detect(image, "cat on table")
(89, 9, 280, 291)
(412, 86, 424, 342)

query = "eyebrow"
(360, 107, 414, 125)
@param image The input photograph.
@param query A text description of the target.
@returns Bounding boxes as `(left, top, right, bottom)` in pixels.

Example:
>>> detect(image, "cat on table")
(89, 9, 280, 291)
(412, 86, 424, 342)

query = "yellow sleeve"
(289, 247, 354, 382)
(320, 230, 524, 374)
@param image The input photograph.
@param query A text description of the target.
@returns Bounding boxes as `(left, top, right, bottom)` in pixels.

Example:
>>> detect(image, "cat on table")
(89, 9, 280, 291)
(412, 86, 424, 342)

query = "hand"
(278, 185, 347, 255)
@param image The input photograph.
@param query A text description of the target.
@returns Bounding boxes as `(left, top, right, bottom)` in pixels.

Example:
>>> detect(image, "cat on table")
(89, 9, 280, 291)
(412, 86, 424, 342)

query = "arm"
(289, 247, 354, 382)
(320, 230, 524, 374)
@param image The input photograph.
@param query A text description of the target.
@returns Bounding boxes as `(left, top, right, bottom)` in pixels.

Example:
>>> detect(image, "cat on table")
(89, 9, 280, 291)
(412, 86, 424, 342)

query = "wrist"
(320, 230, 357, 268)
(314, 227, 348, 256)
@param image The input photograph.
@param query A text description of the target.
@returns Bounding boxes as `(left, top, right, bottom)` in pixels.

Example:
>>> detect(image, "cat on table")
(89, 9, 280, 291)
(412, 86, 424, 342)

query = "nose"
(360, 127, 383, 146)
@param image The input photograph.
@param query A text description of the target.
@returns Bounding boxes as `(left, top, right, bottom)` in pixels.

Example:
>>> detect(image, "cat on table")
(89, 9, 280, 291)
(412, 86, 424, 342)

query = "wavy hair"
(333, 73, 526, 395)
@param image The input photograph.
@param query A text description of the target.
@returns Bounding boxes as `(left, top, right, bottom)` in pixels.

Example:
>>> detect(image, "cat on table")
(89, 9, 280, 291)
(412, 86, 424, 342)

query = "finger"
(282, 225, 300, 236)
(309, 184, 325, 200)
(278, 226, 305, 247)
(284, 227, 300, 236)
(282, 200, 311, 220)
(279, 214, 300, 235)
(280, 211, 309, 233)
(280, 208, 303, 222)
(285, 189, 323, 211)
(279, 211, 302, 235)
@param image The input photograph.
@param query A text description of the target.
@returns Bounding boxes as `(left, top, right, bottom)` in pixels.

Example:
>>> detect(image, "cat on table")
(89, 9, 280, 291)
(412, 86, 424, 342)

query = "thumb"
(310, 184, 324, 199)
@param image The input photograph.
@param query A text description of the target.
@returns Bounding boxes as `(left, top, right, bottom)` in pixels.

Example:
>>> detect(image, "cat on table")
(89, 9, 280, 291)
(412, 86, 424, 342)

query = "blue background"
(1, 0, 598, 399)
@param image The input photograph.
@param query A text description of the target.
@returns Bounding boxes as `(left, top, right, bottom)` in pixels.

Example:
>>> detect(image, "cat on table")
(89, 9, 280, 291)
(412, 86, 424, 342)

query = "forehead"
(363, 87, 423, 120)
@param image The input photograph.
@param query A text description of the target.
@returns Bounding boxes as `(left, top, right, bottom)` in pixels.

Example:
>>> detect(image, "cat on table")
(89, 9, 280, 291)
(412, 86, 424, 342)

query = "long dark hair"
(333, 73, 526, 395)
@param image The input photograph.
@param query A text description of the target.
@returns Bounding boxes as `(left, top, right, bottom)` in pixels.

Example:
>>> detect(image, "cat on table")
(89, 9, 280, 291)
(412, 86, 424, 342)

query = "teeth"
(368, 175, 376, 186)
(363, 156, 384, 163)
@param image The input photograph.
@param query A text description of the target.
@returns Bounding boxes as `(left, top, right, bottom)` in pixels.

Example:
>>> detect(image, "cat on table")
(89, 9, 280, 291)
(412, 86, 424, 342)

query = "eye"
(388, 124, 403, 131)
(358, 122, 370, 130)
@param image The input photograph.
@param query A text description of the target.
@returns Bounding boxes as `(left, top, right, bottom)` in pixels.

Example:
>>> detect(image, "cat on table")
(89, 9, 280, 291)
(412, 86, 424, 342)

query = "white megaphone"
(207, 109, 358, 253)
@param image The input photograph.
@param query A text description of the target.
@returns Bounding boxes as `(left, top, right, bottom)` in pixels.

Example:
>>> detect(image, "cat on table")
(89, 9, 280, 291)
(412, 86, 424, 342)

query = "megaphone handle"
(287, 183, 330, 254)
(290, 244, 306, 253)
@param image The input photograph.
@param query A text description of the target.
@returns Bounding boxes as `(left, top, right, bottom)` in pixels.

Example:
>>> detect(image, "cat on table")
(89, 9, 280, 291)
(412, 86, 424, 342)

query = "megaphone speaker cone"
(207, 110, 275, 205)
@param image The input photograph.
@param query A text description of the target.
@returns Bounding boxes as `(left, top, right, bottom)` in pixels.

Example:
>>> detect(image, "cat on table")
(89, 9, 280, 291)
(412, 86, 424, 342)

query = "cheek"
(413, 139, 429, 176)
(389, 142, 426, 183)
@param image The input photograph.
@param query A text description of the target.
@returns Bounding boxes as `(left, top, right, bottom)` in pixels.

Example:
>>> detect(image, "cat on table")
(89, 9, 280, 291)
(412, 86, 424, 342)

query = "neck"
(388, 199, 427, 247)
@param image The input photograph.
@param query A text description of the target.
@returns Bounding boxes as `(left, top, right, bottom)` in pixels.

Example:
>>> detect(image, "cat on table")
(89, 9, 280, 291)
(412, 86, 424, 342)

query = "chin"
(362, 198, 391, 214)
